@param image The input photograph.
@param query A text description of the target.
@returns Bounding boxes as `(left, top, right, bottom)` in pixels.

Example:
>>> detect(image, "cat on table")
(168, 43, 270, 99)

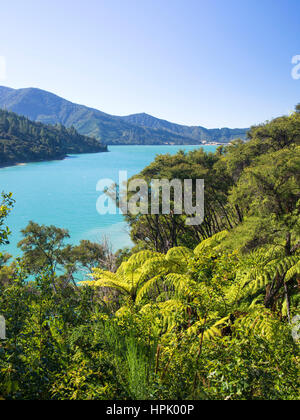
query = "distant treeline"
(0, 109, 107, 166)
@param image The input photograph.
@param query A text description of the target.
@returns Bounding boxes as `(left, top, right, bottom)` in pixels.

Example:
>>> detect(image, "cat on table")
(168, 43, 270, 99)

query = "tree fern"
(235, 306, 279, 341)
(166, 247, 194, 264)
(186, 317, 229, 341)
(194, 231, 229, 256)
(285, 259, 300, 283)
(247, 256, 299, 293)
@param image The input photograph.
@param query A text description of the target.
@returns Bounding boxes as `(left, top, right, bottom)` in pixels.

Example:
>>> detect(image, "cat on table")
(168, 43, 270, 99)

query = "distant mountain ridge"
(0, 86, 248, 145)
(120, 113, 247, 144)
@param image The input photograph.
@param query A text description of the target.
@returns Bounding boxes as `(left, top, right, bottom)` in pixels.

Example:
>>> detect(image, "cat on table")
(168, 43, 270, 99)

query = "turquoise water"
(0, 145, 217, 256)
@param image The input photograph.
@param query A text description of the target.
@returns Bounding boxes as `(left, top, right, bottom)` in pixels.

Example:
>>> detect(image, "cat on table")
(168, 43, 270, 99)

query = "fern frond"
(239, 256, 300, 293)
(136, 275, 164, 304)
(285, 259, 300, 283)
(124, 251, 162, 272)
(84, 270, 132, 294)
(194, 231, 229, 255)
(235, 307, 277, 340)
(140, 257, 182, 280)
(157, 300, 187, 331)
(166, 247, 194, 263)
(164, 273, 195, 298)
(186, 317, 228, 341)
(115, 306, 131, 317)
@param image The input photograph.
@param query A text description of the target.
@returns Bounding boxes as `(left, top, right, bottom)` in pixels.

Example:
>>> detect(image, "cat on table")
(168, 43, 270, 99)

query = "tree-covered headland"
(0, 109, 107, 166)
(0, 108, 299, 400)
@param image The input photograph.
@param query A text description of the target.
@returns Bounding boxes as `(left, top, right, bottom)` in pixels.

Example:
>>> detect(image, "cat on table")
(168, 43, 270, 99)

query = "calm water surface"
(0, 145, 217, 256)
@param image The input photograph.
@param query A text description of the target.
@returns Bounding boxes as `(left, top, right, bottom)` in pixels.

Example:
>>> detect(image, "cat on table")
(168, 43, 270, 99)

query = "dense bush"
(0, 108, 299, 400)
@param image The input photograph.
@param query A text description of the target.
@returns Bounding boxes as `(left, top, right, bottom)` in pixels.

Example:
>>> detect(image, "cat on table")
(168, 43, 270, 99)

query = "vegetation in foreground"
(0, 108, 299, 400)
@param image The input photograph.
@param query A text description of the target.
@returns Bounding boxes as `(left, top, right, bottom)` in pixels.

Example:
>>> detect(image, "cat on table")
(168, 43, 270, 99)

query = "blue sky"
(1, 0, 300, 128)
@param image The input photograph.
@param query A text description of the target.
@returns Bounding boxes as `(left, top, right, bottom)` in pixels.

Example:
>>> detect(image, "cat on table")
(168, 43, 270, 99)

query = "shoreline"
(0, 149, 108, 169)
(107, 142, 224, 146)
(0, 155, 66, 169)
(0, 143, 223, 169)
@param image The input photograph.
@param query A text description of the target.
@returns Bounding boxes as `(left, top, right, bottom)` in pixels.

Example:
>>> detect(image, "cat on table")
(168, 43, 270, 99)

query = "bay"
(0, 145, 217, 257)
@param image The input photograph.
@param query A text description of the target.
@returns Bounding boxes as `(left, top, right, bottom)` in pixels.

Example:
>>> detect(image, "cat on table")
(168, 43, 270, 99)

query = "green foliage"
(0, 192, 14, 245)
(0, 228, 299, 400)
(16, 222, 118, 285)
(123, 149, 237, 252)
(0, 109, 107, 165)
(124, 111, 300, 255)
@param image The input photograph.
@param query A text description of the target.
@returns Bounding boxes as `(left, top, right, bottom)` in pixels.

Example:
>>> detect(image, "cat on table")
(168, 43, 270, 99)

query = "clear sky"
(1, 0, 300, 128)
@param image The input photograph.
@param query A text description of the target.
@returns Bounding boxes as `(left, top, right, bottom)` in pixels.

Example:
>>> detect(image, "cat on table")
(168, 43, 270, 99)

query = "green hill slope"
(0, 109, 107, 166)
(121, 113, 248, 143)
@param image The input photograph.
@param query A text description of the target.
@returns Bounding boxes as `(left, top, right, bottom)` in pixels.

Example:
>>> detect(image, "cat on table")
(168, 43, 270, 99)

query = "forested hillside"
(0, 86, 248, 145)
(0, 109, 107, 166)
(0, 107, 299, 400)
(121, 113, 248, 143)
